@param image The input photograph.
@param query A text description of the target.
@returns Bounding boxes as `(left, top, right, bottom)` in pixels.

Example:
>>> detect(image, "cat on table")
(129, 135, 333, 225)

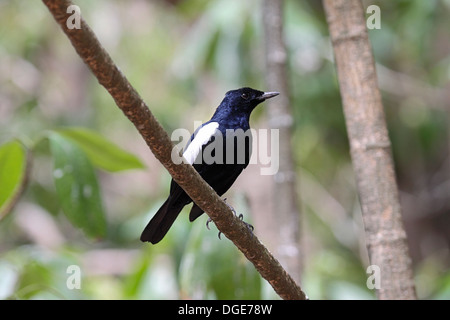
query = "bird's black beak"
(257, 91, 280, 101)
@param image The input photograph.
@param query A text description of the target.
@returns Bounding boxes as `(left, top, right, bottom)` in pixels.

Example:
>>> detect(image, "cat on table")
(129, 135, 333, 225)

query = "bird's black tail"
(140, 199, 184, 244)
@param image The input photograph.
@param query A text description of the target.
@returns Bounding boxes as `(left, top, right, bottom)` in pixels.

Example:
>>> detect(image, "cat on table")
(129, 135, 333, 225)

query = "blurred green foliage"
(0, 140, 28, 219)
(0, 0, 449, 300)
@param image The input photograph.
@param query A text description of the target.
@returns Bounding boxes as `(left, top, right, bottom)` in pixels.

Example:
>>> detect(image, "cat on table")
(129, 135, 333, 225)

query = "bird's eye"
(241, 93, 249, 100)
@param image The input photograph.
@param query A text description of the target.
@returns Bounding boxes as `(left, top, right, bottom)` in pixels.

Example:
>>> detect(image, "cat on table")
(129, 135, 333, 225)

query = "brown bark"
(323, 0, 417, 299)
(42, 0, 307, 300)
(262, 0, 302, 284)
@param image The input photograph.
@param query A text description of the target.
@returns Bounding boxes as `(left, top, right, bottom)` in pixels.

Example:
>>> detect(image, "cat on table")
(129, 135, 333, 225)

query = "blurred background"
(0, 0, 449, 299)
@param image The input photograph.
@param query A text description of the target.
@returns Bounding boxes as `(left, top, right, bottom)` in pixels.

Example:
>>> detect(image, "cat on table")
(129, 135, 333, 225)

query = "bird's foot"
(224, 198, 254, 235)
(237, 213, 254, 235)
(206, 217, 221, 239)
(206, 198, 254, 240)
(206, 217, 222, 239)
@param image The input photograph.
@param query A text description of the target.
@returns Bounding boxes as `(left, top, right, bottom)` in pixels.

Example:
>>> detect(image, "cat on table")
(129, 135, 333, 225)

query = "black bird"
(140, 87, 279, 244)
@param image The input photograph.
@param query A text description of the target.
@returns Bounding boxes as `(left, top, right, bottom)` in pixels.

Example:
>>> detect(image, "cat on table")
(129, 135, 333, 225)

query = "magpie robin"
(140, 87, 279, 244)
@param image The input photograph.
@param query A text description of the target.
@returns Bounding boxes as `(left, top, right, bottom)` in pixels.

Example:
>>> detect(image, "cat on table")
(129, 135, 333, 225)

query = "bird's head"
(221, 87, 279, 114)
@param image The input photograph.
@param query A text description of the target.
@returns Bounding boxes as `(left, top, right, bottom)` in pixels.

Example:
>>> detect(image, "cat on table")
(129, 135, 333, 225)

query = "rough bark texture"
(323, 0, 417, 299)
(262, 0, 302, 285)
(42, 0, 307, 300)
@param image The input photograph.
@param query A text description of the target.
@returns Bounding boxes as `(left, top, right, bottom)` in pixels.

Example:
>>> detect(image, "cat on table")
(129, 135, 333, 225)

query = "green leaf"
(0, 140, 29, 220)
(56, 127, 145, 172)
(49, 133, 106, 238)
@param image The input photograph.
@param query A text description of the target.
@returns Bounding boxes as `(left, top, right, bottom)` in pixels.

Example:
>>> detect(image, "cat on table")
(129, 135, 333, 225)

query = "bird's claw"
(206, 217, 213, 230)
(227, 199, 254, 235)
(206, 217, 223, 239)
(223, 198, 237, 216)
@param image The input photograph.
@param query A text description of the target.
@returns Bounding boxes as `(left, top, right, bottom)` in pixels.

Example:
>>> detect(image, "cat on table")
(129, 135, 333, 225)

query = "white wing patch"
(183, 122, 219, 165)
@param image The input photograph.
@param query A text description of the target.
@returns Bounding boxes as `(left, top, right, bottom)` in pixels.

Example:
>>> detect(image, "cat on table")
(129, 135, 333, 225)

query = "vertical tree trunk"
(322, 0, 417, 299)
(262, 0, 302, 285)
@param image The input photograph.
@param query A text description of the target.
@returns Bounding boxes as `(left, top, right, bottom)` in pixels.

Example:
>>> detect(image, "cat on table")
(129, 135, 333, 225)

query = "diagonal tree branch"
(42, 0, 307, 300)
